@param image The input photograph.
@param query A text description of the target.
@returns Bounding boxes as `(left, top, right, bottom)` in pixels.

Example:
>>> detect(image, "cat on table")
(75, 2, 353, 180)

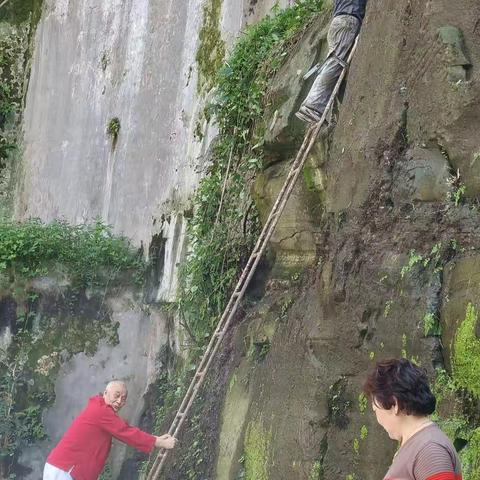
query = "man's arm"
(100, 410, 176, 453)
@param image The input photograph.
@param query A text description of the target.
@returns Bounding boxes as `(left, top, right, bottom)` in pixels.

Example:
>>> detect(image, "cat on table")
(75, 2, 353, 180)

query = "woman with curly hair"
(364, 358, 462, 480)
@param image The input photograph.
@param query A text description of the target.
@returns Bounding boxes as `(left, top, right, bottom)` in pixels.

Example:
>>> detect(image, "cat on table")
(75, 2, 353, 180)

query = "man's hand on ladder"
(155, 434, 178, 450)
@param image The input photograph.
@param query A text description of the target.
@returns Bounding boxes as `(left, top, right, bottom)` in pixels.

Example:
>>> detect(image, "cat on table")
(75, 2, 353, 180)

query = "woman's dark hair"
(363, 358, 436, 416)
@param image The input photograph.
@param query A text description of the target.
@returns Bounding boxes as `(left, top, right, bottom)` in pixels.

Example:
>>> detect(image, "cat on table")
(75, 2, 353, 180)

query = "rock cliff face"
(0, 1, 298, 478)
(15, 0, 293, 246)
(164, 0, 480, 479)
(2, 0, 480, 479)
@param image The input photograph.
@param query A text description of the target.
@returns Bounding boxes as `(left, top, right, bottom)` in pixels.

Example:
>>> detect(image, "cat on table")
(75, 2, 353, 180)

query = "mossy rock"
(252, 159, 323, 271)
(441, 255, 480, 375)
(244, 420, 272, 480)
(196, 0, 225, 93)
(0, 0, 43, 26)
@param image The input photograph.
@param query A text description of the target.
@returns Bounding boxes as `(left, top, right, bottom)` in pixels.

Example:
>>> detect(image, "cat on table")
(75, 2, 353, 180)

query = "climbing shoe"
(295, 105, 324, 124)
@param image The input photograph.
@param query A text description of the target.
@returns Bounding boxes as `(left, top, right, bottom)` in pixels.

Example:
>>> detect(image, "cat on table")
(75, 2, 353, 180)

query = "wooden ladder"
(145, 36, 359, 480)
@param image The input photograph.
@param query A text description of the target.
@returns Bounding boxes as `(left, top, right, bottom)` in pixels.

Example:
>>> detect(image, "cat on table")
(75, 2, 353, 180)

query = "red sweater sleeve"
(99, 409, 156, 453)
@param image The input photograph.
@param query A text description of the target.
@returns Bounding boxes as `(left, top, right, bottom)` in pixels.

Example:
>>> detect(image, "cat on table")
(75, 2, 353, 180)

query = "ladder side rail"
(147, 121, 325, 480)
(146, 374, 205, 480)
(162, 276, 244, 437)
(149, 378, 203, 479)
(147, 35, 359, 480)
(146, 126, 319, 480)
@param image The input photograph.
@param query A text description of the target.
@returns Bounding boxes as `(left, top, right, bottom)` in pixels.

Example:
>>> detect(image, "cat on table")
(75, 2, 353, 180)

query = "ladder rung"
(214, 330, 226, 337)
(195, 371, 205, 377)
(232, 291, 241, 297)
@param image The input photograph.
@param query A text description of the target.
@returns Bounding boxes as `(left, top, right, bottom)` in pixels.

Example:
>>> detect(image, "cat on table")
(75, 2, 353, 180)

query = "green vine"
(178, 0, 325, 344)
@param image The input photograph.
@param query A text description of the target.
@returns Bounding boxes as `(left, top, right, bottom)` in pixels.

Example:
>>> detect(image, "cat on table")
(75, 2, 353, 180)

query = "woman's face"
(372, 398, 402, 441)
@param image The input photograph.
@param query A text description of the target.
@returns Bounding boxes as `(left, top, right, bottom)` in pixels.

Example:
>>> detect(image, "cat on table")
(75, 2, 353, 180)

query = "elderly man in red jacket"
(43, 380, 177, 480)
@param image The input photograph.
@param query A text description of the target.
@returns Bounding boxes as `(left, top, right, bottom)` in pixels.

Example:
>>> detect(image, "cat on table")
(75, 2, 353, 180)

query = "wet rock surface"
(185, 1, 480, 478)
(4, 0, 480, 478)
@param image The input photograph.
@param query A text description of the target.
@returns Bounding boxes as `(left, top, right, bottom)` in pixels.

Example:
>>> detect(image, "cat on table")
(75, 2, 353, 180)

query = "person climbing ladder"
(296, 0, 368, 123)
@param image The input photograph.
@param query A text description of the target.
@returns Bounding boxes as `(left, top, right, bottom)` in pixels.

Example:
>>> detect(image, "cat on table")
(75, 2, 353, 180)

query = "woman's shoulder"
(401, 424, 458, 463)
(412, 425, 462, 479)
(415, 423, 455, 448)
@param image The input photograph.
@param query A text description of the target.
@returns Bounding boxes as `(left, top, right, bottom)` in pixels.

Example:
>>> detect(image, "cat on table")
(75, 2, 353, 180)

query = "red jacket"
(47, 395, 156, 480)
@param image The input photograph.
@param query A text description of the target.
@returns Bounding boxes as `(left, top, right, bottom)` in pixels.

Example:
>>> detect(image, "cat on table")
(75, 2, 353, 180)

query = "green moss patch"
(432, 368, 480, 480)
(244, 420, 272, 480)
(196, 0, 225, 93)
(0, 0, 43, 27)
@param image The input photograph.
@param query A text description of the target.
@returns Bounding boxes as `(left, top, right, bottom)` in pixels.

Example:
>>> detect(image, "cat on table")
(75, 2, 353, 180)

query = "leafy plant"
(177, 0, 325, 344)
(447, 169, 466, 206)
(352, 437, 359, 455)
(309, 461, 323, 480)
(0, 218, 144, 290)
(106, 117, 121, 142)
(358, 393, 367, 415)
(400, 244, 443, 279)
(0, 348, 45, 461)
(401, 333, 408, 358)
(0, 20, 34, 217)
(383, 299, 393, 317)
(453, 184, 467, 206)
(400, 250, 424, 278)
(423, 312, 441, 337)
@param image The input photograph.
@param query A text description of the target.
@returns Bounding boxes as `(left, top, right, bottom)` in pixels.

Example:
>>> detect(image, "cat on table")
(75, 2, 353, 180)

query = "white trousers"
(43, 463, 73, 480)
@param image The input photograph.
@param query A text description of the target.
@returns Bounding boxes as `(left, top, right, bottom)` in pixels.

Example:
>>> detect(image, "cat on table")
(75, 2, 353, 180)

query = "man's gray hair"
(105, 380, 127, 392)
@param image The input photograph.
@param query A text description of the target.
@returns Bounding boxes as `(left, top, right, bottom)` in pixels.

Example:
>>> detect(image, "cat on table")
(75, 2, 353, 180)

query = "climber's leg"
(296, 14, 360, 124)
